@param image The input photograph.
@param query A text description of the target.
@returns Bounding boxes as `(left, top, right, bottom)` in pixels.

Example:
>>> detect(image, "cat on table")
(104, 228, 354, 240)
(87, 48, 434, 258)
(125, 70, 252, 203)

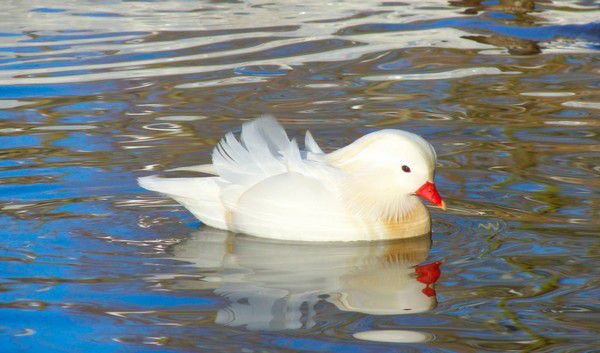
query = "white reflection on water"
(175, 76, 269, 89)
(520, 92, 576, 97)
(363, 67, 521, 82)
(561, 101, 600, 109)
(160, 229, 440, 331)
(1, 0, 596, 33)
(0, 29, 496, 85)
(353, 329, 434, 343)
(0, 99, 33, 109)
(1, 0, 596, 86)
(0, 0, 464, 33)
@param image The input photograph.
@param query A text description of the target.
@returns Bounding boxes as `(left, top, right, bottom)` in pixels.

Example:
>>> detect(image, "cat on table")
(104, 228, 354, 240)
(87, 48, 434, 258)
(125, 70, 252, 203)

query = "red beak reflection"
(416, 181, 446, 210)
(415, 261, 442, 297)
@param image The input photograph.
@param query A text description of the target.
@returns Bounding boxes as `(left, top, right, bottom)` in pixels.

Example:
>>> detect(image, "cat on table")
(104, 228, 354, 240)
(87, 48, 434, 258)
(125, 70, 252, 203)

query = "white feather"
(138, 175, 226, 229)
(166, 164, 216, 174)
(304, 130, 323, 154)
(212, 116, 290, 187)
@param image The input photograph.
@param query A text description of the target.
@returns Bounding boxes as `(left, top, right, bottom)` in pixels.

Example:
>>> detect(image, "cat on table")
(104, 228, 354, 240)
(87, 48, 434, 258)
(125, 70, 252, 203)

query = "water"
(1, 0, 598, 352)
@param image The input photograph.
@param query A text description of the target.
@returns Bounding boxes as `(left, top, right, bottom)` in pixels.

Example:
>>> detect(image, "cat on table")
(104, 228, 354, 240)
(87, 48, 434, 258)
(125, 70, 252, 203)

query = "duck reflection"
(162, 229, 442, 331)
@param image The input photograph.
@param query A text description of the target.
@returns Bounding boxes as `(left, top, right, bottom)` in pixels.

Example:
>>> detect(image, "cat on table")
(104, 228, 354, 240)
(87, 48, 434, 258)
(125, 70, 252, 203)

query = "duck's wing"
(213, 116, 331, 188)
(160, 118, 326, 181)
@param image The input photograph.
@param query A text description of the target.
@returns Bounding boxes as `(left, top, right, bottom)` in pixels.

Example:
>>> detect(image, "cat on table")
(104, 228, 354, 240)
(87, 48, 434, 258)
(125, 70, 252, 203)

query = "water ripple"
(0, 0, 598, 352)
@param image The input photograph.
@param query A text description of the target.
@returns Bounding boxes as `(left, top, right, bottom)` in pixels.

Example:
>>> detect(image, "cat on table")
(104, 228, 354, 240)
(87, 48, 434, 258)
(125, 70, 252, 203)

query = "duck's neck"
(342, 187, 431, 239)
(342, 181, 428, 224)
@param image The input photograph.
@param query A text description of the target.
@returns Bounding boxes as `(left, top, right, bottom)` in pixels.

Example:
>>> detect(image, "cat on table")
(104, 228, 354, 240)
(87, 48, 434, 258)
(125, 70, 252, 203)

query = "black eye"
(402, 165, 411, 173)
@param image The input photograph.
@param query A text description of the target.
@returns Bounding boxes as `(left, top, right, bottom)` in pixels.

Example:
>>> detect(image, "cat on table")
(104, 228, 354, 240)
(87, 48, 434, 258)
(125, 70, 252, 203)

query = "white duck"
(138, 116, 445, 241)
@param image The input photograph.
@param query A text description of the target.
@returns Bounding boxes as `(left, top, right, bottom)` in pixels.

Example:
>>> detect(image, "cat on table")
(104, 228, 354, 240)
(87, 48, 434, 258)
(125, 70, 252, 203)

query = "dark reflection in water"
(464, 35, 541, 56)
(157, 230, 439, 331)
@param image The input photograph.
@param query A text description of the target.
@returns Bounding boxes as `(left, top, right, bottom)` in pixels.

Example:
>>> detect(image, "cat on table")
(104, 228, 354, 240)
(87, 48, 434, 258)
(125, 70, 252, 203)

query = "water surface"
(0, 0, 598, 352)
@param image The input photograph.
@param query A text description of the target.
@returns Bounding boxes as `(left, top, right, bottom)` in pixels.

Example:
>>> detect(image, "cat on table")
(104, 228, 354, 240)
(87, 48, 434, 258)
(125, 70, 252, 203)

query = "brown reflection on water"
(464, 35, 541, 55)
(451, 0, 536, 15)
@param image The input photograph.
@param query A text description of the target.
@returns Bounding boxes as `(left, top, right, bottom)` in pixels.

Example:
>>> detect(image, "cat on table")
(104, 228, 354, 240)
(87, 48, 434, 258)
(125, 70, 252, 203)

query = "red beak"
(416, 181, 446, 210)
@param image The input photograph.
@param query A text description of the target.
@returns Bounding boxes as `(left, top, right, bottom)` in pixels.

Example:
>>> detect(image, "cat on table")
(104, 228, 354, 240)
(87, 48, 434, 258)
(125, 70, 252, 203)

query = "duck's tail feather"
(166, 164, 216, 174)
(138, 175, 227, 229)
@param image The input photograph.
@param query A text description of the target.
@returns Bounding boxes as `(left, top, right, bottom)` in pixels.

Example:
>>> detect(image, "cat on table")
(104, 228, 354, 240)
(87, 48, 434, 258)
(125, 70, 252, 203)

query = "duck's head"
(328, 129, 445, 220)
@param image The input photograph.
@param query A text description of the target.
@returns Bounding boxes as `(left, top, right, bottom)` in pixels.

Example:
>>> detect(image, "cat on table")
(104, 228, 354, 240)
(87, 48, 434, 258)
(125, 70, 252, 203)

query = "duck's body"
(139, 117, 444, 242)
